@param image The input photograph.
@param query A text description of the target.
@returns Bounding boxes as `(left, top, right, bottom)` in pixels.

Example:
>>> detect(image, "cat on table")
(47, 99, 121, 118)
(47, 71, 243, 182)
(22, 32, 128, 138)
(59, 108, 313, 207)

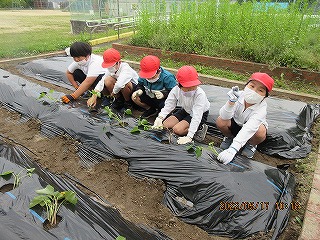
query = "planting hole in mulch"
(43, 215, 63, 231)
(0, 183, 14, 193)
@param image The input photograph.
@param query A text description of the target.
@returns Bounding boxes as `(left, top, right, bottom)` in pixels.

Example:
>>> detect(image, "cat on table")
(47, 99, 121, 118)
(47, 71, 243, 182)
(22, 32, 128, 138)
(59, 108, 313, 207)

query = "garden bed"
(0, 55, 319, 240)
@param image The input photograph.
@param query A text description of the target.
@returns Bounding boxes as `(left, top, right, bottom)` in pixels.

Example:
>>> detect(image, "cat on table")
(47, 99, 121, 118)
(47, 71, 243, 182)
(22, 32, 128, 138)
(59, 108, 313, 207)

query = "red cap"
(176, 66, 201, 87)
(102, 48, 121, 68)
(249, 72, 274, 92)
(139, 55, 161, 78)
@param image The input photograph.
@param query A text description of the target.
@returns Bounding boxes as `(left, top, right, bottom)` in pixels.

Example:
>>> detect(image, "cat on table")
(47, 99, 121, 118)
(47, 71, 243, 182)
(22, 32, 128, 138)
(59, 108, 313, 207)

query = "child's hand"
(217, 147, 237, 164)
(87, 96, 97, 107)
(177, 136, 192, 145)
(152, 117, 163, 129)
(132, 89, 143, 99)
(61, 94, 76, 104)
(153, 90, 164, 99)
(227, 86, 239, 102)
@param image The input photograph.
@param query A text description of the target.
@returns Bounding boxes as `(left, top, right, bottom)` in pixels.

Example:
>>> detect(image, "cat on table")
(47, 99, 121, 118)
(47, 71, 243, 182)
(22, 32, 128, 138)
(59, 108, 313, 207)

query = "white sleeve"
(112, 72, 133, 94)
(231, 115, 266, 151)
(67, 62, 78, 73)
(219, 101, 236, 120)
(187, 94, 207, 139)
(94, 76, 105, 92)
(158, 87, 178, 119)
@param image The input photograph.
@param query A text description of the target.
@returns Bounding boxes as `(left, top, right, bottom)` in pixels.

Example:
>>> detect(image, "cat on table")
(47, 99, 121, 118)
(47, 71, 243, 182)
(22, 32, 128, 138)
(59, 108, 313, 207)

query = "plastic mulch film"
(0, 138, 170, 240)
(17, 56, 320, 159)
(0, 69, 299, 239)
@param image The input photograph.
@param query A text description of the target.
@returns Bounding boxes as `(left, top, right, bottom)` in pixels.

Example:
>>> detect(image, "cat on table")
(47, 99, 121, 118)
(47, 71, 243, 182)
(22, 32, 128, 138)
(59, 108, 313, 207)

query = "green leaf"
(140, 118, 149, 126)
(130, 126, 140, 134)
(295, 216, 303, 226)
(38, 92, 47, 99)
(0, 170, 14, 177)
(195, 146, 203, 159)
(29, 195, 50, 208)
(35, 185, 55, 195)
(143, 125, 151, 131)
(64, 191, 78, 205)
(185, 144, 194, 151)
(26, 168, 35, 176)
(116, 236, 126, 240)
(124, 109, 132, 115)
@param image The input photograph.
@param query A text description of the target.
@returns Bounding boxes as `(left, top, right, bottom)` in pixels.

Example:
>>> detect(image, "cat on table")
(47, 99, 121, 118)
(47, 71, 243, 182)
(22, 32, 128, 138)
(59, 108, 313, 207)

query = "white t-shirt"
(219, 91, 268, 151)
(67, 54, 105, 77)
(95, 62, 139, 94)
(158, 86, 210, 138)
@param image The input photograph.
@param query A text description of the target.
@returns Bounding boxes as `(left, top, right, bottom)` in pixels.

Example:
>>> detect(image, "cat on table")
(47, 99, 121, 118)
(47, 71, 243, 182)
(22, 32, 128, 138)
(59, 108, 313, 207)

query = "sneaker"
(194, 124, 208, 142)
(220, 136, 233, 150)
(241, 143, 257, 158)
(141, 108, 158, 119)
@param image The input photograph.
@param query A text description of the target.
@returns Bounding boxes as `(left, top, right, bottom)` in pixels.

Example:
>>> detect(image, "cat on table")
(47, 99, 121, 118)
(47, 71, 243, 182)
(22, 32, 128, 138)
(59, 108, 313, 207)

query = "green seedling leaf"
(143, 125, 151, 130)
(0, 170, 14, 177)
(208, 142, 219, 156)
(186, 144, 194, 152)
(64, 191, 78, 205)
(29, 195, 50, 208)
(89, 90, 101, 98)
(26, 168, 35, 176)
(36, 185, 55, 195)
(116, 236, 126, 240)
(130, 126, 141, 134)
(138, 118, 149, 126)
(38, 92, 47, 99)
(295, 216, 303, 227)
(124, 109, 132, 115)
(195, 146, 203, 159)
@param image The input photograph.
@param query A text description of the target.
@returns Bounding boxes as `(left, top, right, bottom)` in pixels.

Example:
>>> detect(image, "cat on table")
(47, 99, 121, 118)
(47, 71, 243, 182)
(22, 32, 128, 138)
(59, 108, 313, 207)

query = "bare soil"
(0, 59, 319, 240)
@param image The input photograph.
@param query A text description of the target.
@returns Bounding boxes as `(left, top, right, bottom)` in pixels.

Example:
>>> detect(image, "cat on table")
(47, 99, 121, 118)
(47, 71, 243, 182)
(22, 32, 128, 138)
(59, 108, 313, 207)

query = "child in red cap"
(87, 48, 138, 109)
(216, 72, 275, 164)
(132, 55, 177, 118)
(152, 65, 210, 144)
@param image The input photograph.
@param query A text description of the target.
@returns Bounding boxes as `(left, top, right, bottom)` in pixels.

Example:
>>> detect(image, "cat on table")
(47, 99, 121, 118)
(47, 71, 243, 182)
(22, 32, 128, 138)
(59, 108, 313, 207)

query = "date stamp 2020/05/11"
(219, 201, 301, 211)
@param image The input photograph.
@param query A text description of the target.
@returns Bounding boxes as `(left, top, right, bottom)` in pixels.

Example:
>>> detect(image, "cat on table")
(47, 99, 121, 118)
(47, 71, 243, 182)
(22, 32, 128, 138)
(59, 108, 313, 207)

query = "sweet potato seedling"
(38, 89, 60, 102)
(0, 168, 35, 189)
(89, 90, 101, 98)
(186, 142, 219, 160)
(103, 106, 132, 128)
(130, 118, 152, 134)
(29, 185, 77, 227)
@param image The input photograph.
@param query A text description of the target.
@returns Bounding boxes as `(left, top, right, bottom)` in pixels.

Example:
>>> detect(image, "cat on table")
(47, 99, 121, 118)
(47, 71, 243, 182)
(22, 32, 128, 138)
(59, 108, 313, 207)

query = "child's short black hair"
(70, 42, 92, 57)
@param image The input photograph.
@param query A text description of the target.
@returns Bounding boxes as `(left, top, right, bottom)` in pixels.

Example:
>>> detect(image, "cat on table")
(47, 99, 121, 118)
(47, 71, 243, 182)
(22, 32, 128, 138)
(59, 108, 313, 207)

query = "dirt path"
(0, 58, 319, 240)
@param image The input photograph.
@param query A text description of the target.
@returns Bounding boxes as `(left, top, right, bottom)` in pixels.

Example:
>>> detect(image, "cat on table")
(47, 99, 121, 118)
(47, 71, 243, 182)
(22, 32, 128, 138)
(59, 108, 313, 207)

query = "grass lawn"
(0, 9, 319, 97)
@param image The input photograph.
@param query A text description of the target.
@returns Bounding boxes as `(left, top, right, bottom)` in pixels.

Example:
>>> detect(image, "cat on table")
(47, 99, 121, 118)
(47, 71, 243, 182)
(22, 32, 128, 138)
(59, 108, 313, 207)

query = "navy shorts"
(172, 108, 209, 126)
(139, 91, 166, 110)
(73, 69, 104, 89)
(229, 118, 242, 137)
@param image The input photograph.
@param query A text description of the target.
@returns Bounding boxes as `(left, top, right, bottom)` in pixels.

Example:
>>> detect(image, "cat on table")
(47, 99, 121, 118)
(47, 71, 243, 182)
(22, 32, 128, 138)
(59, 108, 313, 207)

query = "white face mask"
(108, 66, 117, 74)
(243, 86, 264, 104)
(181, 89, 197, 97)
(78, 59, 87, 66)
(146, 76, 159, 83)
